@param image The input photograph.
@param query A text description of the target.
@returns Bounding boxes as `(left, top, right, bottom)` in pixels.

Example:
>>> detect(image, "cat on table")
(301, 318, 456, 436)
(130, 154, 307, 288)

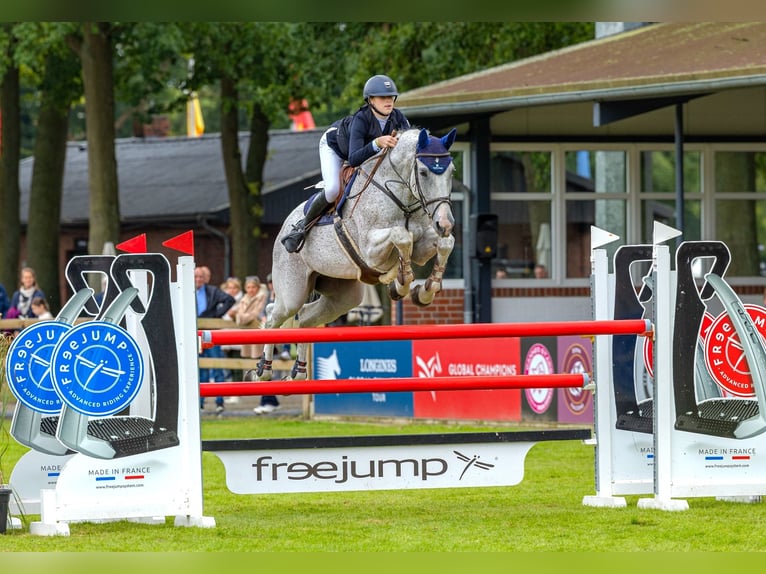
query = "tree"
(184, 22, 304, 280)
(0, 25, 21, 295)
(16, 23, 82, 311)
(66, 22, 120, 258)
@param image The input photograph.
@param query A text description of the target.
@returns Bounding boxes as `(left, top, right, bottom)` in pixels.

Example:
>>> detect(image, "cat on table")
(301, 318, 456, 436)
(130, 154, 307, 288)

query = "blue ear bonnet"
(416, 132, 454, 175)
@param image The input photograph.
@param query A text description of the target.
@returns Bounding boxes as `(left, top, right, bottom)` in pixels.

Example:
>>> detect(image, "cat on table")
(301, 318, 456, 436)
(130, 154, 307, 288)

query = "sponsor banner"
(556, 336, 593, 424)
(312, 341, 413, 417)
(212, 442, 536, 494)
(412, 338, 521, 421)
(521, 338, 558, 422)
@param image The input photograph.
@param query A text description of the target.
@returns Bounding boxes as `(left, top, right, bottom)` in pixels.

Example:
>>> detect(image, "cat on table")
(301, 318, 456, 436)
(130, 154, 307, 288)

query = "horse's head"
(398, 127, 456, 238)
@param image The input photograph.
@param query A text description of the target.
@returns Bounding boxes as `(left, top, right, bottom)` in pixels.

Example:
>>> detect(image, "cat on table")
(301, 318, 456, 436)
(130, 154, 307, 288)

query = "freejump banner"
(585, 223, 766, 511)
(6, 237, 214, 535)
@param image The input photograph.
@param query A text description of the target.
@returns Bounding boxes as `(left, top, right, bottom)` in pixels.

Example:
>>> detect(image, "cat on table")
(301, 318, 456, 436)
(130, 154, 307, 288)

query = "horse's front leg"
(365, 226, 414, 300)
(411, 233, 455, 307)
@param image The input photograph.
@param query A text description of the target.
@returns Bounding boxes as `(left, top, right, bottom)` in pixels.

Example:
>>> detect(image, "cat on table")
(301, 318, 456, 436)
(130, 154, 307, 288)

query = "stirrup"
(281, 223, 306, 253)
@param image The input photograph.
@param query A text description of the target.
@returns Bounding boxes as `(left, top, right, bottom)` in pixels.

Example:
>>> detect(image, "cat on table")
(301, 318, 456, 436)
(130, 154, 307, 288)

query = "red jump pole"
(199, 319, 651, 349)
(199, 373, 589, 397)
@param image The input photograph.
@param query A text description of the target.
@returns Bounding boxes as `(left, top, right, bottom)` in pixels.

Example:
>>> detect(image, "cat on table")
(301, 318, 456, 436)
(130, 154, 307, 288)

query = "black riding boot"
(281, 193, 333, 253)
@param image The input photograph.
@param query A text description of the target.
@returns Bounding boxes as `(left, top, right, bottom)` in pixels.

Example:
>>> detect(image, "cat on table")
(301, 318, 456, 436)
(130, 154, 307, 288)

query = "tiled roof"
(398, 22, 766, 115)
(19, 128, 324, 226)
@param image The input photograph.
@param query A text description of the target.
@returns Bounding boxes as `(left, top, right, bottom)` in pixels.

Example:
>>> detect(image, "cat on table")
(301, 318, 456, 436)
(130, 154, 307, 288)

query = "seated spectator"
(30, 296, 54, 320)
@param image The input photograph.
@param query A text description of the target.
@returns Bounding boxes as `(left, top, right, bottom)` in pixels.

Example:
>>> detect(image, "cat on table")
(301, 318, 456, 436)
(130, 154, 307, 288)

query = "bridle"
(352, 140, 453, 229)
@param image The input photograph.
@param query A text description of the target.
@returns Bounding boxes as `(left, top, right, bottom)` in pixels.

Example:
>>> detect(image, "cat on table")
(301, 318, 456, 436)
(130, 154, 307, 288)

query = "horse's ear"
(441, 128, 457, 150)
(418, 128, 430, 150)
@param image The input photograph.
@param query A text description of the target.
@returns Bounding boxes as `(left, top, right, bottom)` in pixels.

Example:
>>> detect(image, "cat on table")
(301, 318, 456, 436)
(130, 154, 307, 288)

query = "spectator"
(196, 265, 235, 414)
(221, 277, 244, 322)
(30, 296, 53, 320)
(265, 273, 292, 361)
(8, 266, 46, 319)
(219, 276, 244, 392)
(248, 274, 282, 414)
(534, 264, 548, 279)
(495, 268, 509, 279)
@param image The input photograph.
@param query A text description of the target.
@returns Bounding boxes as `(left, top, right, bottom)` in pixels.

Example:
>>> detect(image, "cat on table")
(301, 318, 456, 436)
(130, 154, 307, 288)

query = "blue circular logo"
(51, 322, 144, 417)
(5, 322, 71, 415)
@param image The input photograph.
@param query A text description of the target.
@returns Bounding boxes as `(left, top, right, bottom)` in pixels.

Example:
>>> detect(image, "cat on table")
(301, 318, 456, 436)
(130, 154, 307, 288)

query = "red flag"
(163, 230, 194, 255)
(116, 234, 147, 254)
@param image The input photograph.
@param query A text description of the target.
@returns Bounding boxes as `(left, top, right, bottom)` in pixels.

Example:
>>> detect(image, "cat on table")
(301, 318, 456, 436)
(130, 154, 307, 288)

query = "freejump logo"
(5, 321, 72, 415)
(453, 450, 495, 479)
(248, 449, 496, 484)
(51, 321, 144, 417)
(703, 304, 766, 397)
(523, 343, 554, 414)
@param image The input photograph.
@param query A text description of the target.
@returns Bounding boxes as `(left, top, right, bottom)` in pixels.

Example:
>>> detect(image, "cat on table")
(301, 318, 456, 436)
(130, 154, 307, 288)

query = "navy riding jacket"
(327, 104, 410, 167)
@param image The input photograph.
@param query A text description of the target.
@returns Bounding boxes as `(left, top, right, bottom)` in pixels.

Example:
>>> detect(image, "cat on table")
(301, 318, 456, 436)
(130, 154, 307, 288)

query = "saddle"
(304, 164, 359, 230)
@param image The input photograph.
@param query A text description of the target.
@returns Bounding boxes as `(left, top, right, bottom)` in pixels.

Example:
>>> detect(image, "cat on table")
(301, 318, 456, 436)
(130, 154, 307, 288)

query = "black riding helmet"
(363, 75, 399, 102)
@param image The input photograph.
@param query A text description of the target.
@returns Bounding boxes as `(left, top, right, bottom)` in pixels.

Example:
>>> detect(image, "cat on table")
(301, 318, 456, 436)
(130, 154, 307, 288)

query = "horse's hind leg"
(281, 279, 364, 381)
(258, 298, 303, 381)
(412, 234, 455, 307)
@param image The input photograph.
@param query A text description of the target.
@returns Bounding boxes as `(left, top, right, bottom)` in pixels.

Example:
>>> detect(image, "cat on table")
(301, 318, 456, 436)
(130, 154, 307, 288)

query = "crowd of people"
(0, 266, 50, 320)
(195, 266, 286, 416)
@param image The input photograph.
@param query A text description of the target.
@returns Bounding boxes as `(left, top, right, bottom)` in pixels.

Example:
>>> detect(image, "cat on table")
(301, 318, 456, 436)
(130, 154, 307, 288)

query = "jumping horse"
(255, 127, 457, 381)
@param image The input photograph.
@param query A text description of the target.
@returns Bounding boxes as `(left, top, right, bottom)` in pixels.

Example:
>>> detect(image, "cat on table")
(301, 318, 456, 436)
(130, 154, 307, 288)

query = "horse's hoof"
(290, 360, 308, 380)
(243, 369, 257, 382)
(388, 282, 404, 301)
(411, 284, 433, 308)
(256, 358, 273, 381)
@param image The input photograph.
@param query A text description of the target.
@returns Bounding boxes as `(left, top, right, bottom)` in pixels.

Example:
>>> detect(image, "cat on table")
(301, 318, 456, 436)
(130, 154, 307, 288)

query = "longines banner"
(313, 340, 414, 417)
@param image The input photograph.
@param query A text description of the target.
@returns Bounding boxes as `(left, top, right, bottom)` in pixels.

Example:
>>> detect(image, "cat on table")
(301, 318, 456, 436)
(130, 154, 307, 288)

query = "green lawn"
(2, 416, 766, 553)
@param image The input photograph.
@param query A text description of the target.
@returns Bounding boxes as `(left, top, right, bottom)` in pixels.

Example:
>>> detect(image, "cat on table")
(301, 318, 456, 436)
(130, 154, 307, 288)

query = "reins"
(349, 140, 452, 228)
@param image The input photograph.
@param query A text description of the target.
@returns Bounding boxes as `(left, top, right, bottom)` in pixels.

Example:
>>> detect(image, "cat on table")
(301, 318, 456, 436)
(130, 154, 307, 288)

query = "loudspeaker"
(472, 213, 498, 259)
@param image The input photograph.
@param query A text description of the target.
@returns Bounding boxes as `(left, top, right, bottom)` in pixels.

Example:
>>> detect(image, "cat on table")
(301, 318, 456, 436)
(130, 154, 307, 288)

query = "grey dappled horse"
(257, 127, 457, 381)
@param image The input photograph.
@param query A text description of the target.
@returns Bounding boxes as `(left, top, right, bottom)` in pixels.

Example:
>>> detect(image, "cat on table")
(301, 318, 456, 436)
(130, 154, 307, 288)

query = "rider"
(281, 74, 411, 253)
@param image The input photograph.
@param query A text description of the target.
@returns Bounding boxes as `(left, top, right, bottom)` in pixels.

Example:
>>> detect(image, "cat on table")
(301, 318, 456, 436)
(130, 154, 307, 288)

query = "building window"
(714, 150, 766, 277)
(639, 149, 702, 243)
(564, 149, 628, 278)
(490, 150, 552, 279)
(464, 143, 766, 286)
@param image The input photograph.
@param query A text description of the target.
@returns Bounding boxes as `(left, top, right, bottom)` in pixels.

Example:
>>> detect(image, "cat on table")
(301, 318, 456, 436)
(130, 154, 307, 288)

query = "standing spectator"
(221, 276, 244, 322)
(237, 277, 268, 366)
(219, 276, 244, 392)
(196, 265, 235, 414)
(8, 267, 46, 319)
(534, 264, 548, 279)
(237, 277, 279, 414)
(30, 296, 54, 320)
(265, 273, 292, 361)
